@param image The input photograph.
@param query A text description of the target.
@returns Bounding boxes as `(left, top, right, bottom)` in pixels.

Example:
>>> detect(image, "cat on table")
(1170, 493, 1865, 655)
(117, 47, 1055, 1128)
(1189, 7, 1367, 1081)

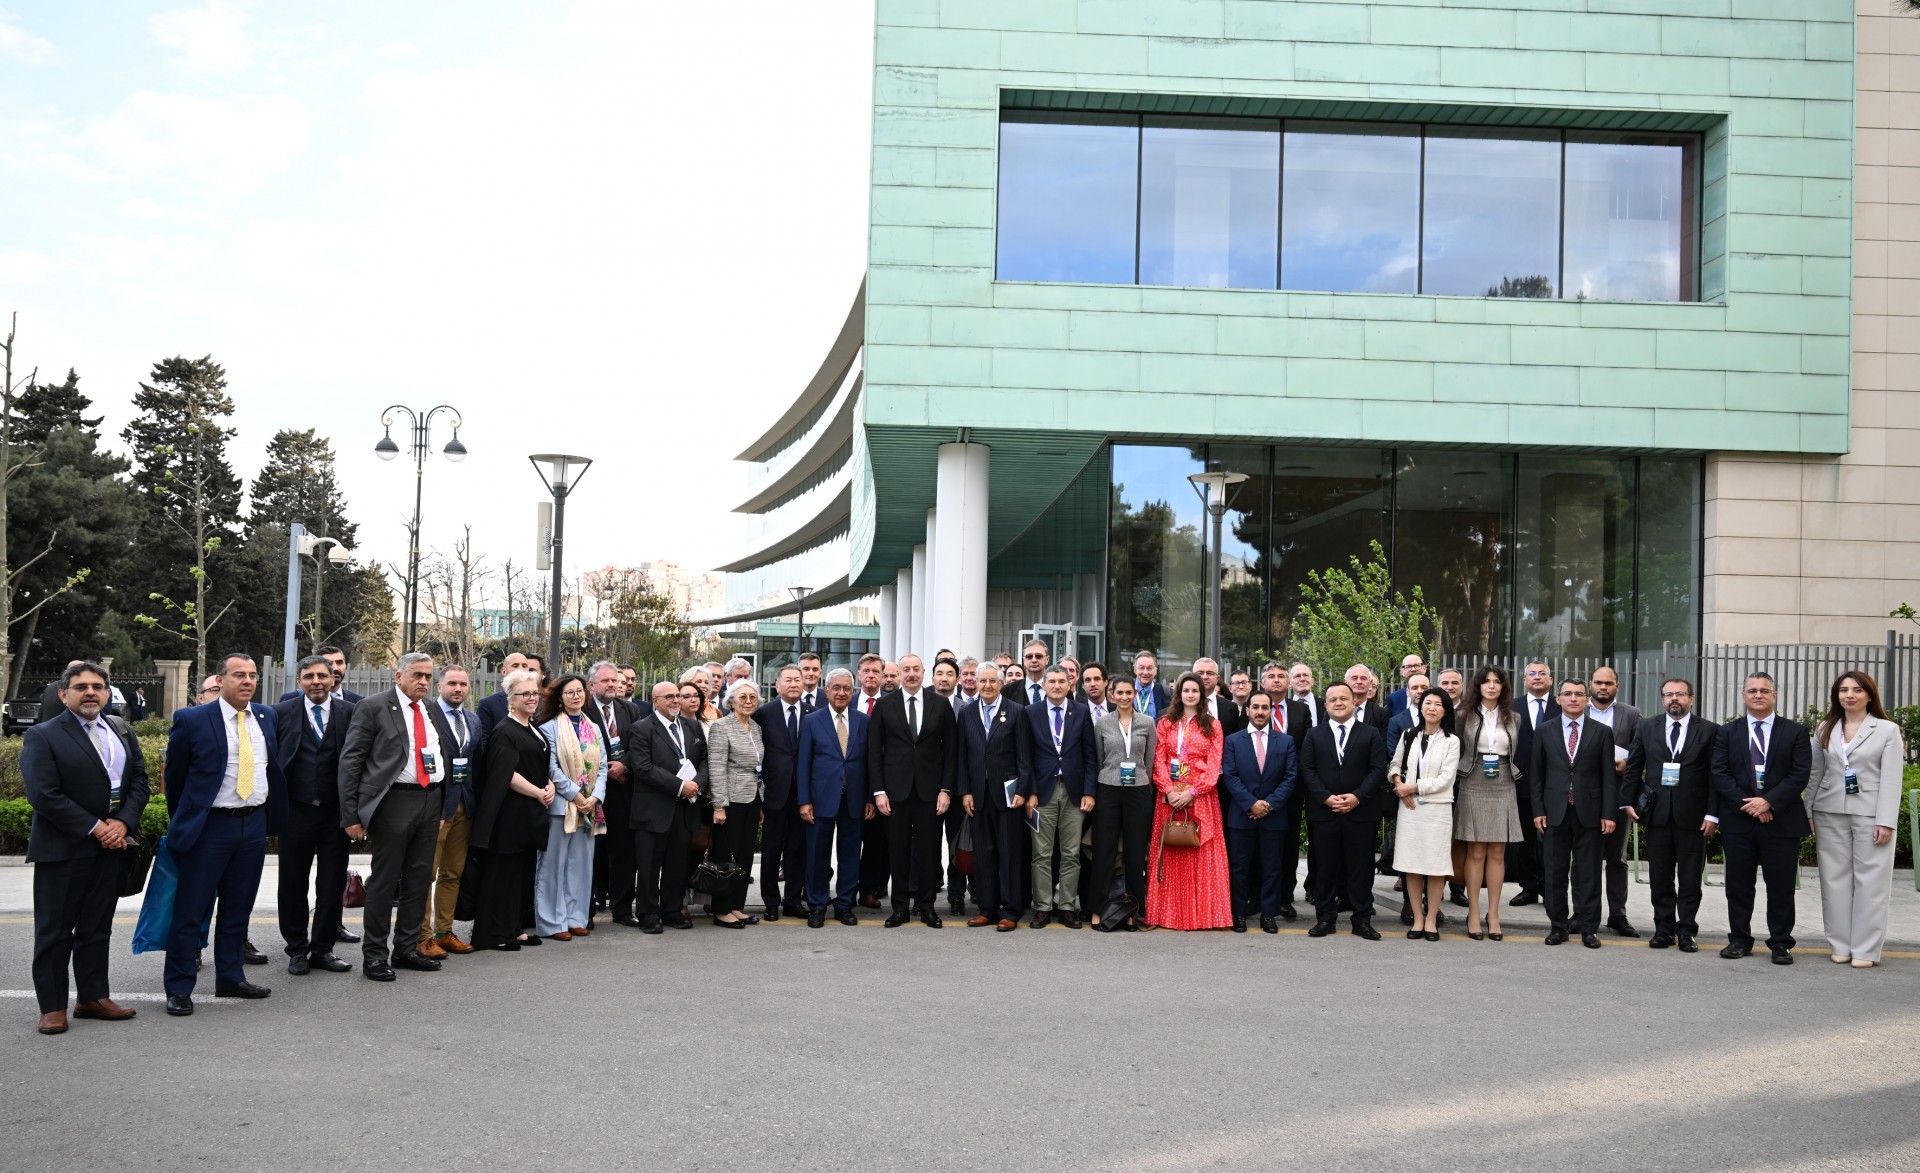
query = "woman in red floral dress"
(1146, 672, 1232, 930)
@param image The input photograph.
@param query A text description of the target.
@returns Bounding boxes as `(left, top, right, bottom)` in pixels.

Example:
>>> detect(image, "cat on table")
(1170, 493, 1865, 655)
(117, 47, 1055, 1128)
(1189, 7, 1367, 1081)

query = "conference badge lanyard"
(1751, 721, 1768, 792)
(1118, 715, 1137, 785)
(1661, 721, 1682, 788)
(1478, 711, 1500, 778)
(1839, 726, 1859, 796)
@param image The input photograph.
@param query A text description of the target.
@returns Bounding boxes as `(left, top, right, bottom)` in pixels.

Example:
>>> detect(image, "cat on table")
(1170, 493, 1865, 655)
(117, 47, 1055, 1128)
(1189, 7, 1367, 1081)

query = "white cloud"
(0, 248, 54, 282)
(118, 197, 167, 219)
(0, 9, 57, 64)
(148, 1, 252, 72)
(375, 42, 417, 58)
(83, 91, 308, 195)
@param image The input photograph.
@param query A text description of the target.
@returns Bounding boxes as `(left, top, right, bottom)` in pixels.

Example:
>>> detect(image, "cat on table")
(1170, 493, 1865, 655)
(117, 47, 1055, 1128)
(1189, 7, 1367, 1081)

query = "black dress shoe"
(1424, 931, 1440, 942)
(1545, 929, 1569, 946)
(214, 981, 271, 999)
(1351, 922, 1381, 941)
(1678, 933, 1699, 953)
(948, 898, 965, 916)
(884, 911, 909, 927)
(921, 910, 944, 928)
(1307, 920, 1335, 937)
(243, 940, 268, 965)
(1509, 890, 1539, 907)
(1435, 910, 1448, 927)
(782, 903, 808, 919)
(1277, 902, 1297, 921)
(364, 962, 396, 982)
(1399, 905, 1415, 925)
(165, 995, 193, 1016)
(1449, 884, 1469, 908)
(1648, 933, 1674, 949)
(1770, 947, 1795, 965)
(1406, 929, 1423, 940)
(309, 952, 352, 972)
(395, 951, 442, 972)
(665, 916, 694, 930)
(1721, 941, 1753, 959)
(761, 906, 780, 922)
(807, 908, 826, 928)
(1581, 933, 1602, 949)
(336, 927, 361, 943)
(1232, 918, 1248, 933)
(287, 954, 311, 976)
(1260, 916, 1278, 934)
(518, 934, 541, 946)
(836, 907, 859, 927)
(1608, 915, 1641, 938)
(613, 914, 642, 928)
(640, 918, 664, 935)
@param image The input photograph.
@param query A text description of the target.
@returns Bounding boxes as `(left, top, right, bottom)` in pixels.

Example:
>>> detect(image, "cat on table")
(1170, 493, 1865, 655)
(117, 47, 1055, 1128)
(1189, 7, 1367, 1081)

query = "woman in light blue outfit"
(533, 673, 606, 940)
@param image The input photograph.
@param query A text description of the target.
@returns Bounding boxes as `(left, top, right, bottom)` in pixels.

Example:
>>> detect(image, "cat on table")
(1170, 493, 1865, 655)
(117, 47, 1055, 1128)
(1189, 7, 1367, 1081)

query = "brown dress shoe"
(416, 938, 449, 961)
(437, 934, 475, 955)
(37, 1010, 68, 1035)
(73, 998, 136, 1021)
(568, 925, 591, 936)
(547, 931, 573, 941)
(965, 914, 991, 927)
(858, 895, 882, 909)
(996, 919, 1018, 932)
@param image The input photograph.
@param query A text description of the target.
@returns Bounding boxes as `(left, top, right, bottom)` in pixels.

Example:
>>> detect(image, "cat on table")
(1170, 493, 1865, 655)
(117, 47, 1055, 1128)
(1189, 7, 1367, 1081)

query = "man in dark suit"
(796, 669, 870, 927)
(753, 665, 811, 921)
(1012, 641, 1050, 708)
(1221, 693, 1298, 934)
(1256, 667, 1314, 920)
(337, 652, 448, 982)
(1345, 664, 1391, 735)
(1509, 660, 1556, 906)
(796, 651, 828, 712)
(1299, 682, 1387, 939)
(1529, 680, 1618, 950)
(1708, 671, 1812, 965)
(1621, 678, 1718, 952)
(629, 679, 705, 932)
(1384, 653, 1428, 718)
(475, 651, 533, 740)
(420, 663, 483, 958)
(278, 644, 366, 704)
(1132, 651, 1171, 720)
(958, 665, 1022, 930)
(852, 654, 891, 908)
(272, 655, 355, 976)
(1585, 666, 1643, 937)
(1014, 666, 1097, 929)
(162, 652, 288, 1015)
(866, 653, 959, 928)
(583, 660, 643, 926)
(1286, 663, 1322, 728)
(24, 662, 150, 1035)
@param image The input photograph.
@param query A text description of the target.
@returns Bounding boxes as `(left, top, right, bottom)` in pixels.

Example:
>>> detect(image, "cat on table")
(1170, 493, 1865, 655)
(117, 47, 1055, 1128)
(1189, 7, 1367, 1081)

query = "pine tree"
(224, 428, 363, 658)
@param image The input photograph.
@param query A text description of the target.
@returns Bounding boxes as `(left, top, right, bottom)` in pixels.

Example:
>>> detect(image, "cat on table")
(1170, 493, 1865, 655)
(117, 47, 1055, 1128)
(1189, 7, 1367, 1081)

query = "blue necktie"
(1052, 705, 1063, 739)
(311, 703, 326, 744)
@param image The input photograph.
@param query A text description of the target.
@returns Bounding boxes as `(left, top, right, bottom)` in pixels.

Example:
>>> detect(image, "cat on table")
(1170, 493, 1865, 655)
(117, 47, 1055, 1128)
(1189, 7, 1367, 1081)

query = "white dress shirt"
(215, 696, 270, 809)
(391, 686, 447, 788)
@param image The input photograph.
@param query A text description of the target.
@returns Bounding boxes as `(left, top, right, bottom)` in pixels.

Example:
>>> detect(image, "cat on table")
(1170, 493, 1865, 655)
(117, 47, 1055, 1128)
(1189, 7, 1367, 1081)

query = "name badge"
(420, 748, 437, 774)
(1660, 761, 1680, 788)
(1481, 754, 1500, 779)
(109, 784, 122, 804)
(1754, 765, 1767, 786)
(608, 736, 623, 757)
(450, 757, 471, 785)
(1844, 769, 1859, 796)
(1119, 761, 1137, 785)
(1170, 757, 1185, 782)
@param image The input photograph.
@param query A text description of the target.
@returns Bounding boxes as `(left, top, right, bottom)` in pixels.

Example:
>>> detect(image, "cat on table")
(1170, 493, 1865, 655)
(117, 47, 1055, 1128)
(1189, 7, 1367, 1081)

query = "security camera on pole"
(283, 521, 354, 688)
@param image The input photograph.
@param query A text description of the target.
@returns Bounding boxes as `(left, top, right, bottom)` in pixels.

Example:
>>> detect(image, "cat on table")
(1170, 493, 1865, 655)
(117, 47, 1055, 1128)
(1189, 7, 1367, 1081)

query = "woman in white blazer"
(1808, 671, 1908, 968)
(1389, 689, 1461, 941)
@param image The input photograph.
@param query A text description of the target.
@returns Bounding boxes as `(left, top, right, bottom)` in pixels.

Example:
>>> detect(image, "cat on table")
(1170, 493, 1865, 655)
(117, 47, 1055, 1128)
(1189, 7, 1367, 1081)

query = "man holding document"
(958, 665, 1023, 931)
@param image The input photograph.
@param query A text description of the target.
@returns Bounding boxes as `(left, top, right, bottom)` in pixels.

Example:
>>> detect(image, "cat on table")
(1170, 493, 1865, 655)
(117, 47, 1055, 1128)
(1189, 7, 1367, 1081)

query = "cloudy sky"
(0, 0, 874, 607)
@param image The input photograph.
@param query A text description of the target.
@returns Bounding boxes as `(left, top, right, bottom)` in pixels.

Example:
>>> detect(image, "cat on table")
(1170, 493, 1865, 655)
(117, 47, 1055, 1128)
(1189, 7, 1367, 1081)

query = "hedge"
(0, 734, 169, 802)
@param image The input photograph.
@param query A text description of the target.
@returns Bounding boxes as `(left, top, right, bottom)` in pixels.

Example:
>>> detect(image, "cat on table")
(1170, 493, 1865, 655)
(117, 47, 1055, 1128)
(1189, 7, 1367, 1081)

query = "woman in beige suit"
(1808, 671, 1907, 967)
(705, 680, 765, 928)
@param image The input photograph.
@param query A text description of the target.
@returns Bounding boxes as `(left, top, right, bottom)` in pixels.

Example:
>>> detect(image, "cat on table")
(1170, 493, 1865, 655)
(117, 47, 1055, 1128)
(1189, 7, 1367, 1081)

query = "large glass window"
(1514, 457, 1634, 657)
(1267, 448, 1391, 653)
(1421, 129, 1562, 298)
(1108, 445, 1205, 664)
(1207, 444, 1270, 666)
(1281, 122, 1421, 294)
(1139, 117, 1280, 289)
(1635, 458, 1702, 651)
(996, 112, 1139, 284)
(1564, 133, 1698, 303)
(1393, 451, 1513, 656)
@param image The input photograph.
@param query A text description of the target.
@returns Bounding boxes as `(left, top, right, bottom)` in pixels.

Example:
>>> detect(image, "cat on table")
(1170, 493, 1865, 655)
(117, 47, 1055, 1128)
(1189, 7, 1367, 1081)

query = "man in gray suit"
(1586, 667, 1642, 937)
(338, 652, 448, 982)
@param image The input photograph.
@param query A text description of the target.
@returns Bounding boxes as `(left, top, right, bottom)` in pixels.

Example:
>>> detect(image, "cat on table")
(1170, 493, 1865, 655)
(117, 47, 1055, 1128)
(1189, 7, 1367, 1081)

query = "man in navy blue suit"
(753, 665, 811, 920)
(1220, 692, 1299, 934)
(271, 654, 355, 975)
(796, 669, 870, 928)
(1015, 666, 1098, 929)
(1708, 671, 1812, 965)
(162, 652, 288, 1015)
(957, 664, 1023, 930)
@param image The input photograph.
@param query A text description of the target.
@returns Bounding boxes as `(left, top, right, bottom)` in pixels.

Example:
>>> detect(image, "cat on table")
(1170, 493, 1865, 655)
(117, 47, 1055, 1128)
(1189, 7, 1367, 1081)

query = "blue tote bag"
(131, 836, 207, 954)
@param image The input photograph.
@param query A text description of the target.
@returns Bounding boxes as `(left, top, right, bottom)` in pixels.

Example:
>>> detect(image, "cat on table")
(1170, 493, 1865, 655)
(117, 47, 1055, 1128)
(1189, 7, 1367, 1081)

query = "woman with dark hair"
(469, 669, 553, 951)
(1146, 672, 1231, 930)
(675, 674, 718, 917)
(533, 673, 606, 940)
(1390, 689, 1460, 940)
(1808, 670, 1906, 967)
(1454, 665, 1523, 940)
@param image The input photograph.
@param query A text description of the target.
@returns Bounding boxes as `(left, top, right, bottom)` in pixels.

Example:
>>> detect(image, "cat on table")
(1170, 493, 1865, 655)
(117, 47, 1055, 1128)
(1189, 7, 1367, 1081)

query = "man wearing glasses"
(1708, 672, 1812, 965)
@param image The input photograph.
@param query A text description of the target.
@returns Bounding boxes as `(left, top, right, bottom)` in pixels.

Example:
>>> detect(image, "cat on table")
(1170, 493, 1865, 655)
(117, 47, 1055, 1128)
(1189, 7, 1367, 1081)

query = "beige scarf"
(554, 714, 603, 835)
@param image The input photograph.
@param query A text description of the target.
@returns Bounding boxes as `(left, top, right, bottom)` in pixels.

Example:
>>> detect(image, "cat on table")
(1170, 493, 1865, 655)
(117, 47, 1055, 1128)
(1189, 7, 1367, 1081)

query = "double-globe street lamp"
(375, 404, 466, 652)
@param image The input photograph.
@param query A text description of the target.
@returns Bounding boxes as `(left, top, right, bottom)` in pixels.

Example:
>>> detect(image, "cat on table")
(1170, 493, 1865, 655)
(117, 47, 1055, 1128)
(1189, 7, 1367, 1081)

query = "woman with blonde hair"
(470, 669, 554, 951)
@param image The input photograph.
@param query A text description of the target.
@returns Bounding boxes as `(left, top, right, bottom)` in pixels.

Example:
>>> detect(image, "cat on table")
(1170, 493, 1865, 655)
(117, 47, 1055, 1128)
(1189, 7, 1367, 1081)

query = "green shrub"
(0, 733, 169, 801)
(0, 796, 172, 853)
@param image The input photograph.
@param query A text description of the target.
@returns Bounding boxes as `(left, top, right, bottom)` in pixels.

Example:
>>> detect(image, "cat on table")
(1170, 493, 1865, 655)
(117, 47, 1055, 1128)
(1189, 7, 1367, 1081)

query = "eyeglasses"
(509, 690, 539, 698)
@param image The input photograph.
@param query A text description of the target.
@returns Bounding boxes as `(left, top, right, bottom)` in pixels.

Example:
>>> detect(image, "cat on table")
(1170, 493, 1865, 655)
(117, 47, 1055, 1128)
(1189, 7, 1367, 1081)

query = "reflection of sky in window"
(1281, 124, 1420, 294)
(1422, 131, 1561, 297)
(1113, 444, 1205, 532)
(1139, 119, 1279, 289)
(1563, 137, 1687, 302)
(996, 114, 1138, 284)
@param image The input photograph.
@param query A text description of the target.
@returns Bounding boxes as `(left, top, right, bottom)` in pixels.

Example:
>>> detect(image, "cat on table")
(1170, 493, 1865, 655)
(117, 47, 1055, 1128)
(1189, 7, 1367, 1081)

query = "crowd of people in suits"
(20, 639, 1909, 1036)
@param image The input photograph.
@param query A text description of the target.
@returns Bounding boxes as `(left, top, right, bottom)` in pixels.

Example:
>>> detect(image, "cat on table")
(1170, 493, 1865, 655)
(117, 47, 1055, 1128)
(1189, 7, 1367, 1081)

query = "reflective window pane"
(1281, 122, 1421, 294)
(1514, 457, 1633, 658)
(1564, 133, 1697, 302)
(996, 112, 1139, 283)
(1267, 448, 1391, 653)
(1422, 129, 1562, 298)
(1635, 459, 1701, 650)
(1140, 117, 1280, 289)
(1109, 445, 1205, 666)
(1392, 451, 1513, 656)
(1206, 444, 1270, 666)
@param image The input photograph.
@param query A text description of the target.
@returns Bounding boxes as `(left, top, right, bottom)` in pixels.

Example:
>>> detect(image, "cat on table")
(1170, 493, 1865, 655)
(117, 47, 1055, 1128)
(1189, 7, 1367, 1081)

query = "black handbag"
(120, 835, 156, 897)
(690, 859, 747, 898)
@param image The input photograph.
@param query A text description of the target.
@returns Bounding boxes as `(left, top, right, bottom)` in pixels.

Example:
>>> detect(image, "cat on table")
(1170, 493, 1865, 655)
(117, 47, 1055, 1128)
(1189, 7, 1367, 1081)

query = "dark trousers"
(1602, 818, 1631, 917)
(760, 799, 808, 912)
(942, 804, 968, 906)
(886, 795, 941, 913)
(1279, 789, 1311, 901)
(1721, 821, 1799, 950)
(470, 849, 535, 948)
(164, 807, 267, 997)
(710, 800, 760, 916)
(602, 782, 638, 917)
(859, 811, 890, 899)
(1644, 821, 1706, 936)
(1309, 815, 1379, 924)
(807, 804, 865, 910)
(277, 801, 348, 959)
(1228, 819, 1291, 920)
(1090, 784, 1153, 922)
(1512, 783, 1545, 893)
(32, 852, 124, 1013)
(634, 816, 692, 922)
(1543, 813, 1602, 934)
(362, 785, 440, 966)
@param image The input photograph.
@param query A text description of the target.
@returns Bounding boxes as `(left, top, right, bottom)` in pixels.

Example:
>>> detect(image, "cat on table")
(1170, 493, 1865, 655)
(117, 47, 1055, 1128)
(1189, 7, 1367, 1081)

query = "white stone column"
(921, 507, 940, 652)
(932, 442, 991, 661)
(877, 584, 897, 661)
(894, 565, 914, 659)
(908, 544, 928, 657)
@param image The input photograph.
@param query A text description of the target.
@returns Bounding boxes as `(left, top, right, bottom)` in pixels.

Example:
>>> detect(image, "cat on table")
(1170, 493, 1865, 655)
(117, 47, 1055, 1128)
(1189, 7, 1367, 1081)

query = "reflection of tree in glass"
(1485, 274, 1554, 298)
(1109, 483, 1203, 656)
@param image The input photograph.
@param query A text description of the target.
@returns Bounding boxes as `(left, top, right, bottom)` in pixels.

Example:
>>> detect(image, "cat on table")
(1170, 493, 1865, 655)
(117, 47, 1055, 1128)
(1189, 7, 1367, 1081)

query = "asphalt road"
(6, 909, 1918, 1173)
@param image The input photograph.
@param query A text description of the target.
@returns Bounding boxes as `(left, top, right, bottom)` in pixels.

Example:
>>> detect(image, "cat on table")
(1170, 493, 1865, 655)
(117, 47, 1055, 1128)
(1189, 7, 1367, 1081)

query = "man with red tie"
(338, 652, 452, 983)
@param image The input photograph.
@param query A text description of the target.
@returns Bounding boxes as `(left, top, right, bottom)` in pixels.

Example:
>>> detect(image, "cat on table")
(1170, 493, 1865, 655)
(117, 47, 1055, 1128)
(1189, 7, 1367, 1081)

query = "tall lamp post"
(1188, 469, 1248, 667)
(375, 404, 466, 651)
(529, 454, 592, 672)
(282, 522, 351, 690)
(788, 584, 810, 667)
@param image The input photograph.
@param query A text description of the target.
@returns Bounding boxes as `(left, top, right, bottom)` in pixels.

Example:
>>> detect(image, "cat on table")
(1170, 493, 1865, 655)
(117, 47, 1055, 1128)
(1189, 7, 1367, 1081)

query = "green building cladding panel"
(853, 0, 1854, 585)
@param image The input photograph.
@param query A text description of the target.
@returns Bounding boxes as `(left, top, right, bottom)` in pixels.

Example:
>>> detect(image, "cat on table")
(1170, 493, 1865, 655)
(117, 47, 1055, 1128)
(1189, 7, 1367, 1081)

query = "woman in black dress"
(470, 669, 556, 951)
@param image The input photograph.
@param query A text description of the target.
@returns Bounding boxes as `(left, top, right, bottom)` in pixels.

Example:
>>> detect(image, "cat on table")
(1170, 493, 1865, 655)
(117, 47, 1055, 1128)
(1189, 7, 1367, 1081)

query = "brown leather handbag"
(1154, 805, 1201, 882)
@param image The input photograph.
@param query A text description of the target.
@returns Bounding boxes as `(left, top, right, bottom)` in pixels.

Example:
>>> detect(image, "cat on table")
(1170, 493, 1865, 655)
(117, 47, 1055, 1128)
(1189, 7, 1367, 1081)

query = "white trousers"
(1815, 811, 1895, 962)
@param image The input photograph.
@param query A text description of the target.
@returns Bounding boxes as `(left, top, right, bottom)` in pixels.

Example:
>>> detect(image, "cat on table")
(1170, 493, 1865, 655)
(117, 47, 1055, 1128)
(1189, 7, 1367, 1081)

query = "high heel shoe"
(1488, 928, 1503, 941)
(1468, 918, 1485, 942)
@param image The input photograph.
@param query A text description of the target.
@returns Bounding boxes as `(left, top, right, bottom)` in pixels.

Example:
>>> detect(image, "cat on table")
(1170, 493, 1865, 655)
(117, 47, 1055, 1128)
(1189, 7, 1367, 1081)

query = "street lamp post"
(788, 584, 810, 666)
(283, 522, 352, 688)
(375, 404, 466, 651)
(1188, 469, 1248, 667)
(529, 454, 593, 672)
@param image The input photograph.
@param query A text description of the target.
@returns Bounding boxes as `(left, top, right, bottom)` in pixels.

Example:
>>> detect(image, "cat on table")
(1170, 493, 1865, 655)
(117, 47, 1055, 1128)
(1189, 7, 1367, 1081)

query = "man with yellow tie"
(162, 652, 288, 1016)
